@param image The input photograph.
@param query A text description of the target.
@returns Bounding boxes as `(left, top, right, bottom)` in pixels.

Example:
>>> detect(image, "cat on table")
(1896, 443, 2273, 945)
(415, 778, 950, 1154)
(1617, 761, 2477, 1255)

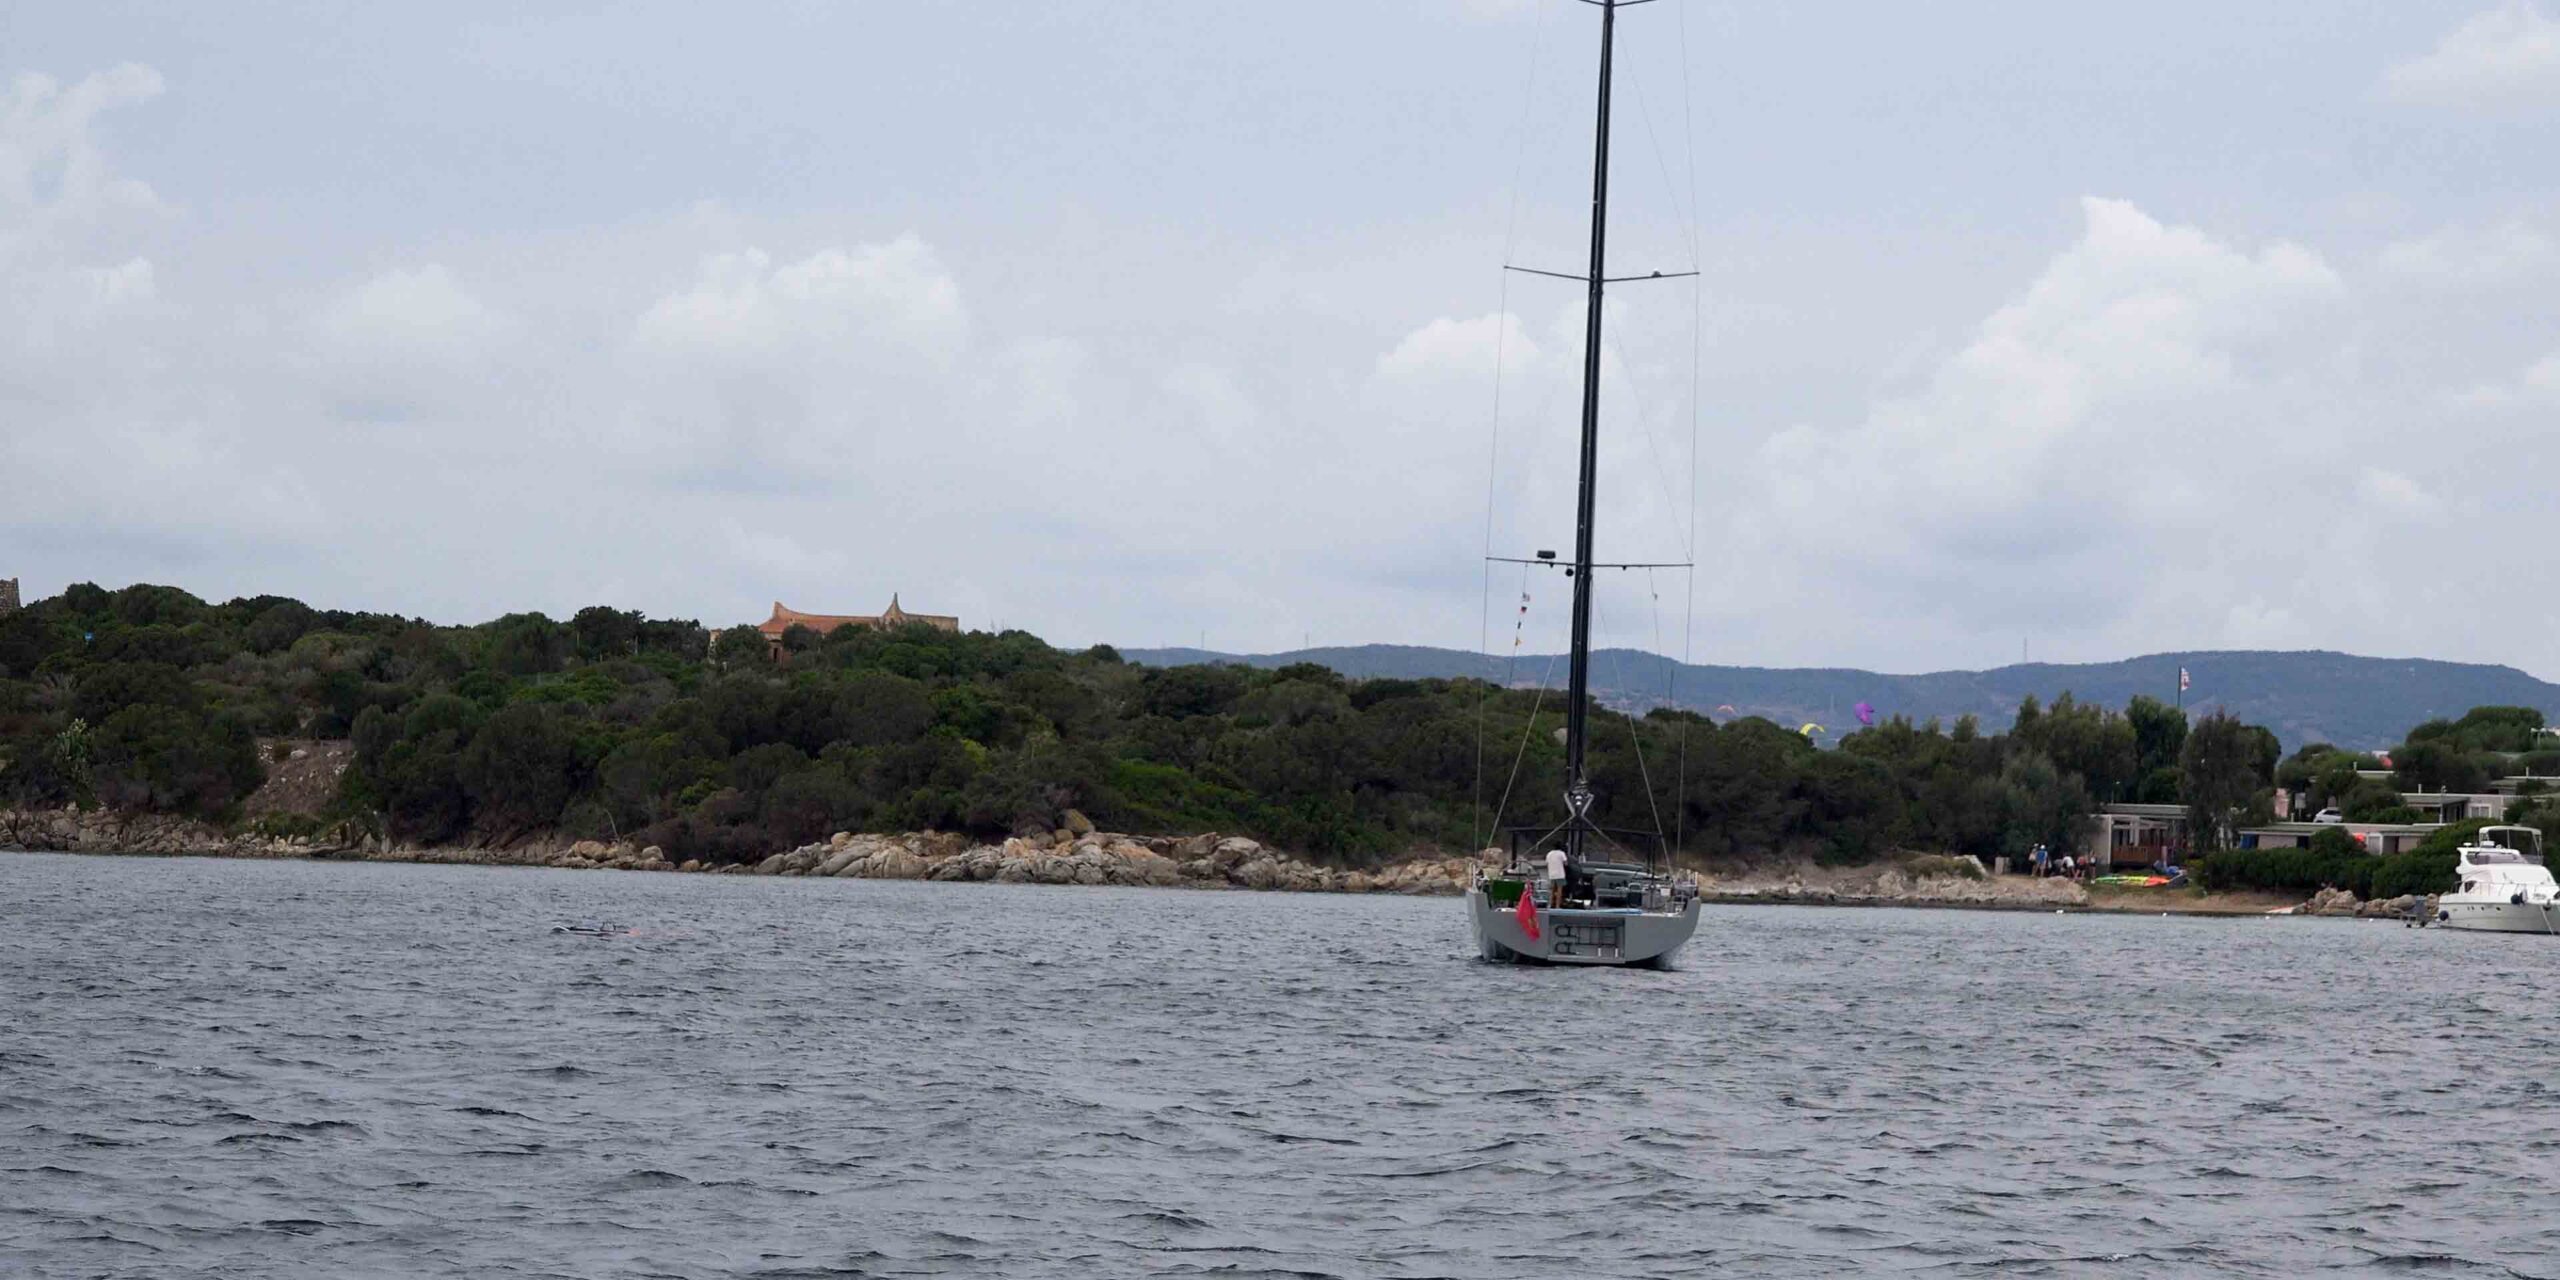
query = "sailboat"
(1465, 0, 1703, 968)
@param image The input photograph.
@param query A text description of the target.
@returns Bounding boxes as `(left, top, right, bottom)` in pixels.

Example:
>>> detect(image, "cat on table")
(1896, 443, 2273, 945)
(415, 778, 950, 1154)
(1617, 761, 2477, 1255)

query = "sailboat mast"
(1562, 0, 1619, 857)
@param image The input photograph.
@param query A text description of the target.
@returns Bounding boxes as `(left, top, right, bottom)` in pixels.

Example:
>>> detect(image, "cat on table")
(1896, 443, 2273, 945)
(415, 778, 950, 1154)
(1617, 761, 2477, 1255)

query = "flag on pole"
(2179, 666, 2191, 692)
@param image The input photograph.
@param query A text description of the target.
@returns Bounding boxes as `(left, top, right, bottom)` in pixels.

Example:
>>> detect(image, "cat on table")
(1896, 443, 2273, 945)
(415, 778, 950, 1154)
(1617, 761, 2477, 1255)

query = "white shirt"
(1546, 849, 1568, 882)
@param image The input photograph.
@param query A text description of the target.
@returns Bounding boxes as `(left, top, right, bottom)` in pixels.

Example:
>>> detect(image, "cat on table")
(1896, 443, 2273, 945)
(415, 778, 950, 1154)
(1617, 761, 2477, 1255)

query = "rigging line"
(1486, 649, 1562, 848)
(1623, 59, 1695, 269)
(1484, 560, 1532, 847)
(1672, 0, 1703, 859)
(1476, 0, 1551, 857)
(1676, 3, 1706, 557)
(1599, 321, 1698, 562)
(1596, 594, 1670, 845)
(1474, 268, 1514, 854)
(1674, 0, 1705, 272)
(1499, 0, 1553, 263)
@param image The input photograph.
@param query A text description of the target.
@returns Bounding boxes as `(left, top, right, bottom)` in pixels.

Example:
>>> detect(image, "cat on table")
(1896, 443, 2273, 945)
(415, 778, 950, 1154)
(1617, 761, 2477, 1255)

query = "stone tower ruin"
(0, 579, 17, 615)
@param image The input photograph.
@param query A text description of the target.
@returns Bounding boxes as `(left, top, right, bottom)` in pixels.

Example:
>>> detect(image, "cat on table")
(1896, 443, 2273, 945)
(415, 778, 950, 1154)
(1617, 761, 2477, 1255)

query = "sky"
(5, 2, 2560, 676)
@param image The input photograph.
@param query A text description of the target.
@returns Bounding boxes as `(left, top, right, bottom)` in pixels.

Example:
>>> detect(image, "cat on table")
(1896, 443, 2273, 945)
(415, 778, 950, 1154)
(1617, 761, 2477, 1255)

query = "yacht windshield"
(2474, 828, 2547, 860)
(2468, 849, 2529, 865)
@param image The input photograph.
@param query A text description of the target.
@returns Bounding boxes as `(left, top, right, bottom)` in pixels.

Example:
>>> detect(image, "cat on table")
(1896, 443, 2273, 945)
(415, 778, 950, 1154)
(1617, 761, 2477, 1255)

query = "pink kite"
(1855, 701, 1875, 726)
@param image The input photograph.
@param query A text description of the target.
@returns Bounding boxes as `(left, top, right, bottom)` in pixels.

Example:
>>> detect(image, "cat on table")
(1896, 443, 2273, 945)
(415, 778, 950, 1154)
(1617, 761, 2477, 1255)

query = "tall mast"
(1562, 0, 1619, 858)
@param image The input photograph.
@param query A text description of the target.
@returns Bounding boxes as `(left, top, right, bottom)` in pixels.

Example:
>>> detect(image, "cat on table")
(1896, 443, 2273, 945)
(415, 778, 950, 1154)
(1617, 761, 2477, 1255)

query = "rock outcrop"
(1699, 857, 2090, 910)
(0, 807, 1495, 896)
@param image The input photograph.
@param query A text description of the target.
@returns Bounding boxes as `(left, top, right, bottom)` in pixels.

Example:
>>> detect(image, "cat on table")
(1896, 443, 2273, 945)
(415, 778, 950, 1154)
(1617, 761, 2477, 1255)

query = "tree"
(2181, 711, 2268, 851)
(483, 613, 570, 676)
(459, 703, 582, 834)
(572, 606, 642, 661)
(2127, 695, 2188, 782)
(1996, 749, 2090, 859)
(713, 625, 772, 673)
(89, 705, 263, 818)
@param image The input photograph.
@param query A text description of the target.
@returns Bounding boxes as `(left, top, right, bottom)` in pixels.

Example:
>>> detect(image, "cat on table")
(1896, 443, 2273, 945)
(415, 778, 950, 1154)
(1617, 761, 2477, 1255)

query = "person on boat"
(1545, 846, 1568, 908)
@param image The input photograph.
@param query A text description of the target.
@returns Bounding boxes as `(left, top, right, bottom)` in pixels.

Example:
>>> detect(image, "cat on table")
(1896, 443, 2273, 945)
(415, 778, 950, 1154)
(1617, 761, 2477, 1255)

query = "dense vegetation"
(2190, 820, 2549, 900)
(1, 584, 2551, 875)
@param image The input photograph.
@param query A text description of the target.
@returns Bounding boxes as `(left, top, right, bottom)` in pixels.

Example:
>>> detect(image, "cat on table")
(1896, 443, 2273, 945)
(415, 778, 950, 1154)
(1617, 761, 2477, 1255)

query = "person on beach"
(1546, 846, 1568, 907)
(2032, 844, 2049, 877)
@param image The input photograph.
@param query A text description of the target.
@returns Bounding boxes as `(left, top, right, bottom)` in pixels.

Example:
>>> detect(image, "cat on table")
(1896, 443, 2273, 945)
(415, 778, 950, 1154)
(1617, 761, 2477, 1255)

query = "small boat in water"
(2436, 827, 2560, 933)
(1461, 0, 1701, 970)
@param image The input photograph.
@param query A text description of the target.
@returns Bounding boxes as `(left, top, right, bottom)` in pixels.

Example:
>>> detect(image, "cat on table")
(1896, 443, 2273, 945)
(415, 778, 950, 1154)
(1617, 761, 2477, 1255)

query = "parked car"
(2313, 808, 2345, 824)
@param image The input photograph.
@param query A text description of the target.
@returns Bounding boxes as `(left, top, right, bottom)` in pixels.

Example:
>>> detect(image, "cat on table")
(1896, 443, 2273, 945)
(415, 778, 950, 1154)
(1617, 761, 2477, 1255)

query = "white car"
(2312, 808, 2345, 824)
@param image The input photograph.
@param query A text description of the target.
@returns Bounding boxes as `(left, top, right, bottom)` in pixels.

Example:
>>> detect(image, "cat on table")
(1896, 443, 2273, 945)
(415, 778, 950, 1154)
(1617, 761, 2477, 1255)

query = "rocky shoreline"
(0, 807, 1495, 895)
(0, 808, 2439, 919)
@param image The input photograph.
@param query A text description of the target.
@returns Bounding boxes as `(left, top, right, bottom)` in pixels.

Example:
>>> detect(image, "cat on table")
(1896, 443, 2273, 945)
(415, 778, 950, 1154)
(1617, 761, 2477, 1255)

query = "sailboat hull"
(1466, 889, 1699, 969)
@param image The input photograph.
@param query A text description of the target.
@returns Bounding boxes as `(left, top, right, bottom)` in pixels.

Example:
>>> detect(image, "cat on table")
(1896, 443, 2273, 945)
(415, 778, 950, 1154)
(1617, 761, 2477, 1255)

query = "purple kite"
(1854, 701, 1875, 726)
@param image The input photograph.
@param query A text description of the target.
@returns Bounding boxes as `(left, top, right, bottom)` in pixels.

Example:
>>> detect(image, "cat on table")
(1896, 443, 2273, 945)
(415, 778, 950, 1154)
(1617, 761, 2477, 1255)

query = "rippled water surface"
(6, 854, 2560, 1278)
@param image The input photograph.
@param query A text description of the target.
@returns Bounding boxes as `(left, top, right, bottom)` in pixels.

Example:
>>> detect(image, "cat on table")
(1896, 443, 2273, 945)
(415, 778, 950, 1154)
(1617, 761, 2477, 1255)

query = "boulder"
(1063, 808, 1096, 836)
(754, 853, 788, 875)
(1234, 857, 1284, 891)
(819, 847, 864, 876)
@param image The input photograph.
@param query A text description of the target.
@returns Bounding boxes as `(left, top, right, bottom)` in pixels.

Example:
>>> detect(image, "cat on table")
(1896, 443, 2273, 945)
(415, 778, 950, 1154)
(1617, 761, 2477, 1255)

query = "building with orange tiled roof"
(756, 595, 957, 655)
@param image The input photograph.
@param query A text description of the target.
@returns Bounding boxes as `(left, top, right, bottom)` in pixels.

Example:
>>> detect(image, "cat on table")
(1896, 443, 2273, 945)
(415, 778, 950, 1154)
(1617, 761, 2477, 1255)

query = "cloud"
(1748, 198, 2338, 584)
(634, 237, 967, 365)
(2377, 220, 2560, 288)
(10, 50, 2560, 677)
(2381, 2, 2560, 110)
(2355, 466, 2436, 518)
(1701, 197, 2441, 660)
(2452, 349, 2560, 407)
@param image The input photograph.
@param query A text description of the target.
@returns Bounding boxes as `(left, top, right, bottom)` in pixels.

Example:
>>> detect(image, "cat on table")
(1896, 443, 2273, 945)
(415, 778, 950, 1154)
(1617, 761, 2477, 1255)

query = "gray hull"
(2439, 900, 2560, 934)
(1466, 889, 1699, 968)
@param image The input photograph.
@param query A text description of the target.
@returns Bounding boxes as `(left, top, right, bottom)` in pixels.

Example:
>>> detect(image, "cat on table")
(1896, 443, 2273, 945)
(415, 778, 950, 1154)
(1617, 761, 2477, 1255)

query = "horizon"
(7, 3, 2560, 676)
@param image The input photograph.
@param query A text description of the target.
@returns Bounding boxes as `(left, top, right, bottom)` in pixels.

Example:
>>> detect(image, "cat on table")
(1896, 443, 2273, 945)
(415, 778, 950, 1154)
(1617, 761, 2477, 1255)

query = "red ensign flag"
(1516, 885, 1542, 941)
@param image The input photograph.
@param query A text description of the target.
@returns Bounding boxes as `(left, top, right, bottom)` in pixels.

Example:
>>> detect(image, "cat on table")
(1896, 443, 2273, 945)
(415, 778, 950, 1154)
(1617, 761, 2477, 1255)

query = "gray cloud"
(7, 5, 2560, 681)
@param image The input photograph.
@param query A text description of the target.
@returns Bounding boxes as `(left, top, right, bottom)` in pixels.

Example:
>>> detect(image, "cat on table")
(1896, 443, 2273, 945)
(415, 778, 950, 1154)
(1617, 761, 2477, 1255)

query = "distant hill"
(1118, 645, 2560, 752)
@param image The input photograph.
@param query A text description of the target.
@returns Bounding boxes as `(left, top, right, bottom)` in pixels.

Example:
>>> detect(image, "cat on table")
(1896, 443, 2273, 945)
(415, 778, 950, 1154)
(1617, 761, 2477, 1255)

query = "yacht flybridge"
(1464, 0, 1702, 968)
(2435, 827, 2560, 933)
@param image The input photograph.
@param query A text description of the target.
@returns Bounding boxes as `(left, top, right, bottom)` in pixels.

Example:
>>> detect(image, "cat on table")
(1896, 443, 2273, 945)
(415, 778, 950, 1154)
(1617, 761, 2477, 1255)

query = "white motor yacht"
(2436, 826, 2560, 933)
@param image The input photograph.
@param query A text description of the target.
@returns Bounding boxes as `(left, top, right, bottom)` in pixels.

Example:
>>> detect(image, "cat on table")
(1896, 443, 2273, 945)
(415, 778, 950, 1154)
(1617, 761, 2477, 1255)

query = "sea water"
(3, 853, 2554, 1278)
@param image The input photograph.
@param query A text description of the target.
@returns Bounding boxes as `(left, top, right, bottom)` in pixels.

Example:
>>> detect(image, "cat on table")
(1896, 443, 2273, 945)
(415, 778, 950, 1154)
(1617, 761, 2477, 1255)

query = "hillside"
(1120, 645, 2560, 751)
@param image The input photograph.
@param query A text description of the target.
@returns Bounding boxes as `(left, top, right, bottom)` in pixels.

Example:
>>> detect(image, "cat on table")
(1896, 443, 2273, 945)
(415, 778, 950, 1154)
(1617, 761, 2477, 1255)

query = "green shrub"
(1898, 852, 1986, 881)
(2192, 847, 2373, 897)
